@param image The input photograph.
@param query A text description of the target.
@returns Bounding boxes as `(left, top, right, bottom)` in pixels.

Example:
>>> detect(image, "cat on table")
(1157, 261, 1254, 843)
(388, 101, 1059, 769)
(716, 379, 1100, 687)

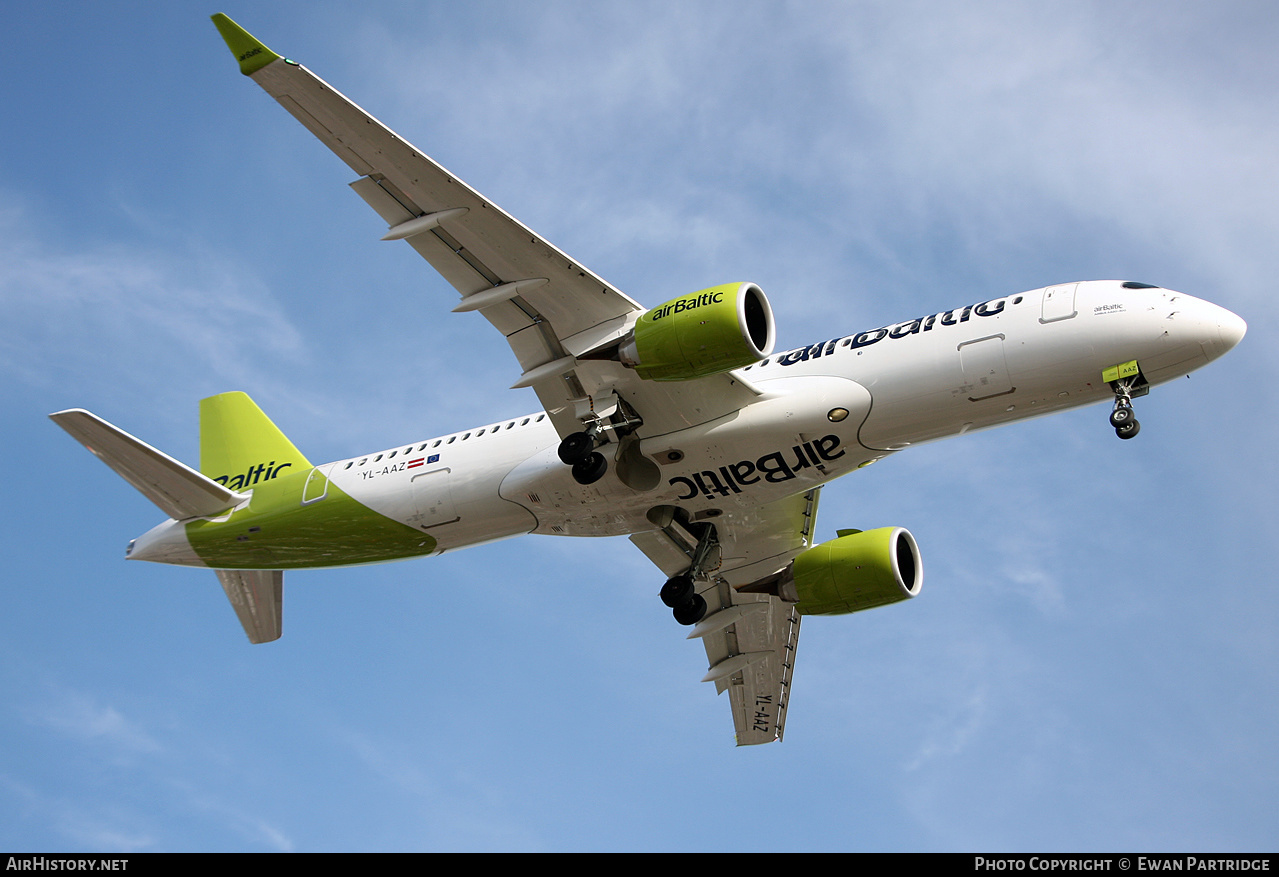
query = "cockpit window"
(1122, 281, 1160, 289)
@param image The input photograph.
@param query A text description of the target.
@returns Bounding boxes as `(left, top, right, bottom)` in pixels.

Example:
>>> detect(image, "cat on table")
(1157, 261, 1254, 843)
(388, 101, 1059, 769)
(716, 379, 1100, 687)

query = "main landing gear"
(557, 425, 608, 485)
(556, 397, 645, 486)
(658, 520, 718, 626)
(660, 574, 705, 626)
(1105, 360, 1149, 440)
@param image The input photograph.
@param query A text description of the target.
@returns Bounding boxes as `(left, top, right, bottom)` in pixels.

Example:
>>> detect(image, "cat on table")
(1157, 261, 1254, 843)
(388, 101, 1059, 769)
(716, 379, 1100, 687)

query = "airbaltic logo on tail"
(213, 462, 293, 490)
(650, 291, 723, 321)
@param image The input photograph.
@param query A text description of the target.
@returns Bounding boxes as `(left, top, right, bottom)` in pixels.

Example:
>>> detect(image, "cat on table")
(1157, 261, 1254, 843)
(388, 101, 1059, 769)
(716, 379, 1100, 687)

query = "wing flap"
(725, 596, 800, 744)
(50, 409, 247, 521)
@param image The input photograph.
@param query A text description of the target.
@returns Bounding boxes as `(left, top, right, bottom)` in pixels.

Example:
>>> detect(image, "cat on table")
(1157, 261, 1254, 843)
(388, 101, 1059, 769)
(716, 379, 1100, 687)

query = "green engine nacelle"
(791, 527, 923, 616)
(618, 282, 776, 381)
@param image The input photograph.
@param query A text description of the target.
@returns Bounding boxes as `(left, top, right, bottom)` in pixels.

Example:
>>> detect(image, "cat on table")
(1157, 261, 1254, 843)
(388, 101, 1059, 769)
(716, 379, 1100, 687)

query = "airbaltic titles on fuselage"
(771, 296, 1013, 367)
(670, 435, 846, 501)
(209, 298, 1007, 495)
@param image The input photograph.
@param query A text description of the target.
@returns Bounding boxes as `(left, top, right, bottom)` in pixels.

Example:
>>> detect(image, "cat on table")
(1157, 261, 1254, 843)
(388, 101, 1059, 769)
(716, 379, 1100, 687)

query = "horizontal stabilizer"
(216, 569, 283, 644)
(50, 409, 248, 520)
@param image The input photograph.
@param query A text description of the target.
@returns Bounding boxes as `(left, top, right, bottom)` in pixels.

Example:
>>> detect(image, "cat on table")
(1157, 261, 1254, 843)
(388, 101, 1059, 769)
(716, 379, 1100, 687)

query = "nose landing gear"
(1103, 360, 1148, 440)
(1110, 401, 1140, 439)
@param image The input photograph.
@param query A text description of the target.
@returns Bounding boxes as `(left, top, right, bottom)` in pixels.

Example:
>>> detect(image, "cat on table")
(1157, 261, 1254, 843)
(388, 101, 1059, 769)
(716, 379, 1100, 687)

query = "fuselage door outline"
(958, 334, 1015, 401)
(412, 467, 460, 529)
(1041, 283, 1079, 323)
(301, 463, 335, 505)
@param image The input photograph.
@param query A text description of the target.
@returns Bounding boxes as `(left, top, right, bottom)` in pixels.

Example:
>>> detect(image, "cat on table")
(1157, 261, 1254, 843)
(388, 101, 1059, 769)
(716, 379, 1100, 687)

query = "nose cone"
(1217, 306, 1247, 354)
(1196, 300, 1247, 364)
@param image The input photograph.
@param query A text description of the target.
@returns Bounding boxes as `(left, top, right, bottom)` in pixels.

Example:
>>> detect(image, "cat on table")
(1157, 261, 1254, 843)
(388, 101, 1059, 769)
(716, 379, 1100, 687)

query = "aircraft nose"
(1216, 306, 1247, 353)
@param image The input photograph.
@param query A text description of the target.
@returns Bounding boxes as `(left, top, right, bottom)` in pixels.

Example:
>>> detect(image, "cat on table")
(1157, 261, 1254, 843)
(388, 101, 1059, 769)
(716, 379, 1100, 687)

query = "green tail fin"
(199, 392, 312, 491)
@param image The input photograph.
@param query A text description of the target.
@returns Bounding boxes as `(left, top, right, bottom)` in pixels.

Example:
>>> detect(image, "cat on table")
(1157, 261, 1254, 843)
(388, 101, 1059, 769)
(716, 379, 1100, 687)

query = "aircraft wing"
(629, 489, 820, 745)
(214, 15, 760, 441)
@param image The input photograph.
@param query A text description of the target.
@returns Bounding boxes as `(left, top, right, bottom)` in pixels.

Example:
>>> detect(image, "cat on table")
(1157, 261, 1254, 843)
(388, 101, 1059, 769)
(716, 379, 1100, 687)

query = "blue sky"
(2, 0, 1276, 852)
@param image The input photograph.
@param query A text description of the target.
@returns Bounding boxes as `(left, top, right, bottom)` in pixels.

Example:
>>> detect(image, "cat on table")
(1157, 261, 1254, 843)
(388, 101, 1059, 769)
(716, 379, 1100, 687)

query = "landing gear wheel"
(660, 574, 694, 608)
(1110, 407, 1135, 428)
(1116, 420, 1141, 440)
(557, 431, 594, 465)
(673, 594, 707, 626)
(571, 452, 608, 484)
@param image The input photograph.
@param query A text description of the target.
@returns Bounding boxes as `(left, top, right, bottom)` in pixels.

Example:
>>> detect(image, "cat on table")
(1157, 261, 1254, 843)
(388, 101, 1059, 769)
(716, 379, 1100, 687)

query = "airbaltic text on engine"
(649, 290, 724, 321)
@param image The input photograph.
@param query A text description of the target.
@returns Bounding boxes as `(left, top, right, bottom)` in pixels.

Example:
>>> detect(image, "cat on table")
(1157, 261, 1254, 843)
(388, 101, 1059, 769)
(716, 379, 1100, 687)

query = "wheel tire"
(1116, 420, 1141, 440)
(660, 574, 694, 607)
(1110, 407, 1135, 427)
(558, 431, 594, 464)
(571, 451, 608, 484)
(673, 594, 707, 626)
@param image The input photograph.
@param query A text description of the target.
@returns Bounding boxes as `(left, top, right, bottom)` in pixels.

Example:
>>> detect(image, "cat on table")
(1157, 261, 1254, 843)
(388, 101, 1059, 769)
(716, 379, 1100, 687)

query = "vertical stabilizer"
(216, 569, 283, 644)
(199, 392, 312, 491)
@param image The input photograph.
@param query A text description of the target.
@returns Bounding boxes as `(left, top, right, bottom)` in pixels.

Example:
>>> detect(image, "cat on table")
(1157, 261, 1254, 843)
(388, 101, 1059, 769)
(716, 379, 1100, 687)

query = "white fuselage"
(322, 281, 1243, 542)
(129, 281, 1244, 570)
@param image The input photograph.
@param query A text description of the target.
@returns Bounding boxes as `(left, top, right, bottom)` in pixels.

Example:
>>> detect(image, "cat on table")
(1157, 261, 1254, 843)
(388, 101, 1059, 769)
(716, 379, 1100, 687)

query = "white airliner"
(51, 15, 1247, 745)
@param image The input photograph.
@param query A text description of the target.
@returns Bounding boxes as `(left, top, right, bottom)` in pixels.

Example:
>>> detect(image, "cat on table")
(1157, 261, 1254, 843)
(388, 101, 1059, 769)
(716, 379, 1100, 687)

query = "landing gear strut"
(659, 521, 718, 626)
(1104, 360, 1149, 441)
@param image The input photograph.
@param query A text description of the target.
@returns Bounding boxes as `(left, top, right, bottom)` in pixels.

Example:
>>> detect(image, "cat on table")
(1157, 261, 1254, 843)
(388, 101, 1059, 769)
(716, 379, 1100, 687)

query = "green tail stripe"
(199, 392, 311, 490)
(211, 13, 281, 76)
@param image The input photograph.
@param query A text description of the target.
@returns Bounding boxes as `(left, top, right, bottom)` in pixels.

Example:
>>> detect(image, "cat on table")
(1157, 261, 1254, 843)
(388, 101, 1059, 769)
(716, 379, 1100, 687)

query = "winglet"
(211, 13, 280, 75)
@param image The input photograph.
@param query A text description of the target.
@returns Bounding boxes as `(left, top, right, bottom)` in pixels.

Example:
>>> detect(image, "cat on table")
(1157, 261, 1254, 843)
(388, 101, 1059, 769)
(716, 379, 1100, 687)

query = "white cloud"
(0, 196, 306, 412)
(22, 688, 160, 757)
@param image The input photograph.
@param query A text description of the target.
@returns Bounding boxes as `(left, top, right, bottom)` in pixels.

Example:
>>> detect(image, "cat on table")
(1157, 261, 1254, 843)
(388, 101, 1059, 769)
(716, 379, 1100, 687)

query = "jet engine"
(787, 527, 922, 616)
(616, 282, 775, 381)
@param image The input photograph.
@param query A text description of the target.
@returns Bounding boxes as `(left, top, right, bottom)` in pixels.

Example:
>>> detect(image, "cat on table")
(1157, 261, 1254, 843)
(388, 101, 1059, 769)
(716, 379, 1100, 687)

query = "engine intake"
(789, 527, 922, 616)
(618, 282, 775, 381)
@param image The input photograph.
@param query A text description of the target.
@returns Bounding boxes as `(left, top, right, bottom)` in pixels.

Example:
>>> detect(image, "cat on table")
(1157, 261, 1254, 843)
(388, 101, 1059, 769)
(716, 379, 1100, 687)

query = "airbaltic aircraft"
(52, 15, 1247, 745)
